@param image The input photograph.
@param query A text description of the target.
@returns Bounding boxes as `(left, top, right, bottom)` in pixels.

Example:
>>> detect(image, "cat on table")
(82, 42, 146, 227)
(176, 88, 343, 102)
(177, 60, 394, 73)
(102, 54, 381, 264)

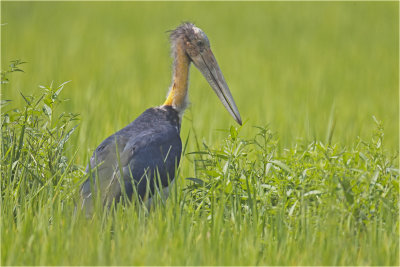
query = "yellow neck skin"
(163, 39, 190, 111)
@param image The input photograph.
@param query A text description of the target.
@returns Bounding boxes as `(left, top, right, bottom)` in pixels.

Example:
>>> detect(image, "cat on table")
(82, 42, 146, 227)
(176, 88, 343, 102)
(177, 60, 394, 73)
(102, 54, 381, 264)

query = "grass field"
(1, 1, 399, 265)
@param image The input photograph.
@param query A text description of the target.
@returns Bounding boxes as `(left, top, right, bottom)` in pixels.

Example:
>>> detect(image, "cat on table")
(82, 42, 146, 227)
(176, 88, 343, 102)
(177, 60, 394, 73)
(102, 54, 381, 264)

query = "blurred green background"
(2, 1, 398, 165)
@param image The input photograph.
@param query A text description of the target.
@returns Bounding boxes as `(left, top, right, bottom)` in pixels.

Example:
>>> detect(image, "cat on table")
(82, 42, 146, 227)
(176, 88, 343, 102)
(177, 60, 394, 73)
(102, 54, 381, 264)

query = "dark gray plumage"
(80, 106, 181, 214)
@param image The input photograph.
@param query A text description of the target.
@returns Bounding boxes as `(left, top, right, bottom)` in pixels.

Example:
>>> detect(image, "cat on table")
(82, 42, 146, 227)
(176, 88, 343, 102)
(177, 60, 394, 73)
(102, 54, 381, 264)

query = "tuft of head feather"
(169, 22, 196, 43)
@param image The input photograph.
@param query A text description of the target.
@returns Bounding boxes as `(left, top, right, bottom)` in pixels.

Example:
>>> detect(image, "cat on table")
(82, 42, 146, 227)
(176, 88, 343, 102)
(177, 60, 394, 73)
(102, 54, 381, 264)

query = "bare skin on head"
(163, 23, 242, 125)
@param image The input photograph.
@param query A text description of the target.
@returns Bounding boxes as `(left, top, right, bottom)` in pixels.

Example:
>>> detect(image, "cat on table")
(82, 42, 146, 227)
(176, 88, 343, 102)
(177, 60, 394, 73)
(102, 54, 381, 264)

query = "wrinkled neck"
(163, 39, 190, 113)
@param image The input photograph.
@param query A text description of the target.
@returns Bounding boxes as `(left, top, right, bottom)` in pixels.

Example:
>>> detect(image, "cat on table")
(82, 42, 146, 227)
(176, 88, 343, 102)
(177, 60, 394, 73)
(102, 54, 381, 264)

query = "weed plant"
(1, 64, 398, 265)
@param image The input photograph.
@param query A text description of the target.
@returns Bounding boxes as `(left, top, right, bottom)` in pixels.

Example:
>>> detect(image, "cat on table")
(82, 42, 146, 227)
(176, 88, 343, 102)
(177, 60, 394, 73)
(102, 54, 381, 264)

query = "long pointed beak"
(191, 49, 242, 125)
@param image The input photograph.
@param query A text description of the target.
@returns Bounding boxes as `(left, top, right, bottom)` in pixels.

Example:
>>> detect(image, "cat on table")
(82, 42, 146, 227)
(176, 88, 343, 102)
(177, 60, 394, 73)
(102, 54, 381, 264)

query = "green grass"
(1, 1, 399, 265)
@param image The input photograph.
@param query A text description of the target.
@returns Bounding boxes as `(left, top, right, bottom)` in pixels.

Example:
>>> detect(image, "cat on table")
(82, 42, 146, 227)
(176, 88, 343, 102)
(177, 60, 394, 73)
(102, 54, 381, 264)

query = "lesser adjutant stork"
(80, 22, 242, 215)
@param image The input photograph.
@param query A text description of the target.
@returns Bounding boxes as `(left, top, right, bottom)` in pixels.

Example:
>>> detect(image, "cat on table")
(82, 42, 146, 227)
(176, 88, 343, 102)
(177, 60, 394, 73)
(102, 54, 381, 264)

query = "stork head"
(170, 23, 242, 125)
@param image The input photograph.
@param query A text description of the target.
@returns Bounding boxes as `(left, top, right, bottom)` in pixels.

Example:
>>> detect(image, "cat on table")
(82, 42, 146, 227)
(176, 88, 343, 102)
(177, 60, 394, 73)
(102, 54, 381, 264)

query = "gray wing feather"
(80, 134, 133, 214)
